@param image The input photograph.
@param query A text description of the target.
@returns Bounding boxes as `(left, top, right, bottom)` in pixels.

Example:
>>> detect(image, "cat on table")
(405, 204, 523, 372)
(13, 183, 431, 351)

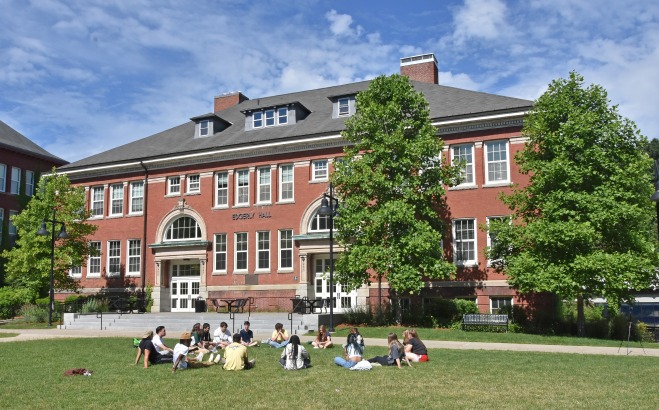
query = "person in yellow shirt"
(267, 323, 289, 348)
(223, 333, 255, 370)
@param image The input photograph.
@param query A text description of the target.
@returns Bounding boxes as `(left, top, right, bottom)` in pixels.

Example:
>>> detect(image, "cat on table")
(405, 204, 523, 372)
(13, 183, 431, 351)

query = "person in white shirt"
(152, 326, 173, 357)
(213, 322, 232, 349)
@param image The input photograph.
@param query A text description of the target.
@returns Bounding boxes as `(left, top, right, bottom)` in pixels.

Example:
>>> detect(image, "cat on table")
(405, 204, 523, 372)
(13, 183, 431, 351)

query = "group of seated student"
(366, 333, 411, 369)
(171, 331, 256, 372)
(402, 329, 428, 362)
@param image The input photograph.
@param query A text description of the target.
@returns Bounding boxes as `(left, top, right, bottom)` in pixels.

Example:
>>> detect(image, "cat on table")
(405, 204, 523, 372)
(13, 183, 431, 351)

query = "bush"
(18, 304, 48, 323)
(0, 287, 35, 319)
(35, 296, 50, 306)
(80, 298, 109, 313)
(343, 305, 372, 325)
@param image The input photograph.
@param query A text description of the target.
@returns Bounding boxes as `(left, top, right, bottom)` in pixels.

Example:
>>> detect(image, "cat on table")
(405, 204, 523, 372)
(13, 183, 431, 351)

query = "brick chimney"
(400, 54, 439, 84)
(214, 91, 249, 112)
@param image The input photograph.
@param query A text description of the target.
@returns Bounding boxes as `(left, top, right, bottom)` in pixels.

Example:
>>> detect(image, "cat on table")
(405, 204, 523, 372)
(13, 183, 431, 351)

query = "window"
(200, 120, 209, 137)
(491, 297, 512, 314)
(214, 233, 227, 272)
(129, 181, 144, 213)
(312, 160, 328, 181)
(235, 232, 248, 271)
(485, 140, 510, 184)
(278, 107, 288, 124)
(253, 112, 263, 128)
(91, 186, 104, 217)
(107, 241, 121, 277)
(127, 239, 141, 276)
(257, 231, 270, 270)
(0, 208, 3, 245)
(452, 145, 474, 185)
(110, 184, 123, 216)
(279, 164, 294, 201)
(168, 176, 181, 195)
(338, 97, 350, 116)
(279, 229, 293, 269)
(187, 174, 200, 193)
(487, 216, 509, 266)
(70, 265, 82, 278)
(0, 164, 5, 192)
(215, 172, 228, 207)
(10, 167, 20, 194)
(265, 109, 275, 126)
(309, 211, 331, 232)
(8, 210, 17, 246)
(236, 169, 249, 205)
(257, 167, 271, 203)
(453, 219, 477, 265)
(88, 241, 101, 277)
(164, 217, 202, 241)
(25, 170, 35, 196)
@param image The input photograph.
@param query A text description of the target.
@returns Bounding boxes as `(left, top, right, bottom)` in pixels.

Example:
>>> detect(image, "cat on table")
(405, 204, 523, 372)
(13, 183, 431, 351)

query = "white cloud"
(452, 0, 509, 43)
(325, 9, 363, 37)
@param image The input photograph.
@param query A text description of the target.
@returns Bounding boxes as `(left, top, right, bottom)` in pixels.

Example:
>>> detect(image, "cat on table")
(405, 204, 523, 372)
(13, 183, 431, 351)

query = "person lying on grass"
(172, 332, 212, 373)
(367, 332, 411, 369)
(134, 330, 165, 368)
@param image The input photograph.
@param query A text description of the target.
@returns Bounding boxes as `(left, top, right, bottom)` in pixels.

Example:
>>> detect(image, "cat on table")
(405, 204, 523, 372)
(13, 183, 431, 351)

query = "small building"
(59, 54, 533, 314)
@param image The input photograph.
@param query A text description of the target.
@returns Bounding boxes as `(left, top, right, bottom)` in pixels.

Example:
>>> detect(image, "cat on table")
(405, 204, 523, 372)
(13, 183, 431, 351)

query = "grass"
(0, 338, 657, 409)
(0, 332, 18, 338)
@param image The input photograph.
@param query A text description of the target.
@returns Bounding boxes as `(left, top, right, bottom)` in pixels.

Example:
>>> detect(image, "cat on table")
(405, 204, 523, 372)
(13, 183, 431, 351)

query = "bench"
(462, 314, 509, 333)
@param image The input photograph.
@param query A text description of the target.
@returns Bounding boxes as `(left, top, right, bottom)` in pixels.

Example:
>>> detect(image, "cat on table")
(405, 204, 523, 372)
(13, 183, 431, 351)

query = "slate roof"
(0, 120, 68, 165)
(61, 80, 532, 171)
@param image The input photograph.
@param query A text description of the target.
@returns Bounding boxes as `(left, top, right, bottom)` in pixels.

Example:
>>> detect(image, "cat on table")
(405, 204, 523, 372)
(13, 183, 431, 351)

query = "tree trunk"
(377, 276, 383, 324)
(577, 294, 586, 337)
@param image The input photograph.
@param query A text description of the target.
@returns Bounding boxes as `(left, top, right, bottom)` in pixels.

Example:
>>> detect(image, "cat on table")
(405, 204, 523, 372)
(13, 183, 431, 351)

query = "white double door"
(314, 257, 356, 312)
(171, 262, 200, 313)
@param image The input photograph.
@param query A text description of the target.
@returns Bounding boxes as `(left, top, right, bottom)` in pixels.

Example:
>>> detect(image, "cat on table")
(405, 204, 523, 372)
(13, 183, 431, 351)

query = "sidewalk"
(0, 328, 655, 357)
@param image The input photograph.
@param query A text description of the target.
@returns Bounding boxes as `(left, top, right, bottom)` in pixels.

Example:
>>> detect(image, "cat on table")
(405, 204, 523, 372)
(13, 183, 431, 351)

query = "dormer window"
(278, 107, 288, 124)
(253, 112, 263, 128)
(338, 98, 350, 116)
(332, 95, 355, 118)
(192, 114, 230, 138)
(200, 120, 209, 137)
(246, 104, 303, 131)
(265, 109, 275, 126)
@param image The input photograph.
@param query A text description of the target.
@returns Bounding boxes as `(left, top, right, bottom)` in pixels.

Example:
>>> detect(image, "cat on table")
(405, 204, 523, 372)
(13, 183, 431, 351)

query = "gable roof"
(60, 80, 532, 172)
(0, 120, 68, 165)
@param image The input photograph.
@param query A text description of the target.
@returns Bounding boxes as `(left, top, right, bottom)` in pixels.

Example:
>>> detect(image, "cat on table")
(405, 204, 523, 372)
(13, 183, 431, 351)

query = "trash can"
(195, 297, 206, 313)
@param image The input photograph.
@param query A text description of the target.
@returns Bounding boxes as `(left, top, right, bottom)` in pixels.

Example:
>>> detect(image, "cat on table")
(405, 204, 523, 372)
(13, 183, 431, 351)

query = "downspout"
(139, 161, 149, 293)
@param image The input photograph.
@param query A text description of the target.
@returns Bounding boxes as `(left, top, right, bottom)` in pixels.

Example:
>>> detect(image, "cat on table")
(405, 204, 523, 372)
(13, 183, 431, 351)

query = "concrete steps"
(59, 312, 316, 336)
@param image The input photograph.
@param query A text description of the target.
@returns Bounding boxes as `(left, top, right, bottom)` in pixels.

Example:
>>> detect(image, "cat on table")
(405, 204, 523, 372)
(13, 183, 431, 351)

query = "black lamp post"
(318, 182, 338, 332)
(651, 160, 659, 240)
(36, 208, 68, 327)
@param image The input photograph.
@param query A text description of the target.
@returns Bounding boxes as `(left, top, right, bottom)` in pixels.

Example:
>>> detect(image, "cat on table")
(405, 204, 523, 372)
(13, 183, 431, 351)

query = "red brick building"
(59, 54, 532, 313)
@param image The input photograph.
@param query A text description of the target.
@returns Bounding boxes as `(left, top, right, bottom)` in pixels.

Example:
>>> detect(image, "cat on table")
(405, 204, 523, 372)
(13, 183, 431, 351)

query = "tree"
(644, 138, 659, 161)
(489, 72, 658, 337)
(332, 74, 460, 312)
(2, 169, 98, 297)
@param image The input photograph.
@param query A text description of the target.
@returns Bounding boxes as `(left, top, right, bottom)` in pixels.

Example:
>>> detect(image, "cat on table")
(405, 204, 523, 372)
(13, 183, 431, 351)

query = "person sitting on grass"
(214, 322, 233, 349)
(239, 321, 259, 347)
(280, 335, 311, 370)
(367, 332, 411, 369)
(268, 323, 290, 348)
(134, 330, 163, 368)
(312, 324, 333, 349)
(152, 326, 174, 358)
(223, 333, 256, 370)
(334, 333, 363, 369)
(403, 329, 429, 362)
(342, 327, 365, 351)
(172, 332, 210, 373)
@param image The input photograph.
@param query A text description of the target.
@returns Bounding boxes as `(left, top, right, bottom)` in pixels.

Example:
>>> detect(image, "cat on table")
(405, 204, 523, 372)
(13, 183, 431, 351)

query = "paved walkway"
(0, 328, 655, 357)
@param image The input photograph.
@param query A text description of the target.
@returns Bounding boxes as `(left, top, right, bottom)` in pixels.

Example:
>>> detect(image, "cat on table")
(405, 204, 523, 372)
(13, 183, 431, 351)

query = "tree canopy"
(332, 74, 460, 295)
(489, 72, 658, 335)
(2, 169, 97, 296)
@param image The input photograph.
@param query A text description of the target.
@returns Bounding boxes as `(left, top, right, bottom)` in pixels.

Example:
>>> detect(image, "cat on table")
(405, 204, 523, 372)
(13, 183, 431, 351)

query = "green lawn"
(0, 332, 18, 338)
(0, 338, 657, 409)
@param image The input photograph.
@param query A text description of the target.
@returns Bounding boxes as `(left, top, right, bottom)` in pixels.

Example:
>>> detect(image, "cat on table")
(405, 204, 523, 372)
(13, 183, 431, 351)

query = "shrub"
(343, 305, 372, 325)
(80, 298, 109, 313)
(19, 304, 48, 323)
(0, 287, 35, 319)
(35, 296, 50, 307)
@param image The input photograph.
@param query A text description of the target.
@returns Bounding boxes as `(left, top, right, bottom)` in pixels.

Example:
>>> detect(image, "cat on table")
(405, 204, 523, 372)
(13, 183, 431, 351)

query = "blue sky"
(1, 0, 658, 163)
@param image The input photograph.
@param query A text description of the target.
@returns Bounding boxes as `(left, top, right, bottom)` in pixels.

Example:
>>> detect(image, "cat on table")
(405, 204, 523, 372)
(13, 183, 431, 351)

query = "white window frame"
(200, 120, 209, 137)
(168, 176, 181, 195)
(109, 183, 124, 216)
(484, 140, 510, 185)
(312, 160, 328, 181)
(277, 107, 288, 124)
(257, 166, 271, 204)
(453, 218, 477, 266)
(236, 169, 250, 206)
(25, 170, 35, 197)
(257, 231, 270, 271)
(187, 174, 200, 194)
(164, 217, 202, 242)
(127, 239, 141, 276)
(91, 186, 104, 218)
(338, 97, 350, 116)
(235, 232, 248, 271)
(8, 210, 18, 238)
(490, 297, 513, 314)
(279, 229, 293, 270)
(88, 241, 101, 277)
(0, 164, 6, 192)
(451, 144, 475, 186)
(279, 164, 294, 202)
(309, 211, 331, 232)
(253, 112, 263, 128)
(486, 216, 509, 267)
(214, 233, 227, 272)
(107, 240, 121, 277)
(265, 109, 275, 127)
(69, 265, 82, 278)
(129, 181, 144, 214)
(10, 167, 20, 194)
(215, 171, 229, 207)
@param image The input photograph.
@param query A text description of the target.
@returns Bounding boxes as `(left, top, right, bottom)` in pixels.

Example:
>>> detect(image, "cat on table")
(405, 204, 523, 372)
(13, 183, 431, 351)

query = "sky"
(1, 0, 658, 164)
